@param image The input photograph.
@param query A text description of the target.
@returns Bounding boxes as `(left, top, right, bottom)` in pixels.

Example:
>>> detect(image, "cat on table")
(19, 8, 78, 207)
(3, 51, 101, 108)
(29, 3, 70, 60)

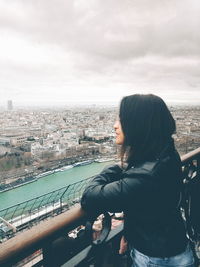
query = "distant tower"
(7, 100, 13, 111)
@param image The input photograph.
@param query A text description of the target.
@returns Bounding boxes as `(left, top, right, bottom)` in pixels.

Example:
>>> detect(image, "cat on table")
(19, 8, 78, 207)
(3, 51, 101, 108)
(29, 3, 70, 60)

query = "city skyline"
(0, 99, 199, 110)
(0, 0, 200, 106)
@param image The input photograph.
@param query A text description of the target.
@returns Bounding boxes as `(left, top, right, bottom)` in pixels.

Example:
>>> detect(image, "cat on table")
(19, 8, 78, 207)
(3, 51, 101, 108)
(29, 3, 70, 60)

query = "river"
(0, 161, 115, 210)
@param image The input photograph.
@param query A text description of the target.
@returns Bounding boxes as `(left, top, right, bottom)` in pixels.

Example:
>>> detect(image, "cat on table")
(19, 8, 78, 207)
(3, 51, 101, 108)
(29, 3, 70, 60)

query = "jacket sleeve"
(81, 165, 152, 215)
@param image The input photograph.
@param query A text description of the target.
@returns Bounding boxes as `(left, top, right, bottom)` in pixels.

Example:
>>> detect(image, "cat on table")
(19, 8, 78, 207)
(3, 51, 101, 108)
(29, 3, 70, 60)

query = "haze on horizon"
(0, 0, 200, 107)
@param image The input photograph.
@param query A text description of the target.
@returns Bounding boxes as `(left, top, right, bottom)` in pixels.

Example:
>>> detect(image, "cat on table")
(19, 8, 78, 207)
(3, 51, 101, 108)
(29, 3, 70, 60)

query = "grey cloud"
(0, 0, 200, 104)
(1, 0, 200, 61)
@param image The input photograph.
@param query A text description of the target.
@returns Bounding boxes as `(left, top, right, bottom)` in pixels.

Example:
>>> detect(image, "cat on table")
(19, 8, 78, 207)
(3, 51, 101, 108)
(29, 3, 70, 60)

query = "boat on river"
(73, 160, 93, 167)
(95, 158, 114, 163)
(36, 170, 54, 178)
(59, 165, 74, 171)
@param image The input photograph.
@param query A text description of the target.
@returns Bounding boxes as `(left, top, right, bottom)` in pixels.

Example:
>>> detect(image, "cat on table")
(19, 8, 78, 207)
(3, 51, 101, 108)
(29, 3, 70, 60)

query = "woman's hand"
(119, 235, 128, 255)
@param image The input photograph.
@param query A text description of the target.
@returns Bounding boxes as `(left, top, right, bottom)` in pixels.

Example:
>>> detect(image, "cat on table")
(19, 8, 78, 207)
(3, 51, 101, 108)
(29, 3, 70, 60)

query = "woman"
(81, 94, 195, 266)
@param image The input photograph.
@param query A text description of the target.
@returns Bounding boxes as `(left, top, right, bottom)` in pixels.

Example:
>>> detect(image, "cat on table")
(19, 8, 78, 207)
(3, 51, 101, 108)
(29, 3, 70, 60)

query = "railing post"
(60, 185, 70, 212)
(197, 155, 200, 179)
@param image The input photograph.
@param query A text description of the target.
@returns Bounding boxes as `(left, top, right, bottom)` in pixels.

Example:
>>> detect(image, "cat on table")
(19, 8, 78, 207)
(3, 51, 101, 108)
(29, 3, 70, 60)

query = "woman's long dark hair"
(119, 94, 176, 165)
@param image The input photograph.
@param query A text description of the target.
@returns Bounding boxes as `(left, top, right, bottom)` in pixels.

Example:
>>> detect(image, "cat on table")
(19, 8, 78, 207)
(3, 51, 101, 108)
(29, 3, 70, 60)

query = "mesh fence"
(0, 176, 93, 241)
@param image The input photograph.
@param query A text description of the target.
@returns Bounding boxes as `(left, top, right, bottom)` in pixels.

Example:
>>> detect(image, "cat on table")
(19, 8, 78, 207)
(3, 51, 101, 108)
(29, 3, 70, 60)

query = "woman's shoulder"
(125, 148, 181, 178)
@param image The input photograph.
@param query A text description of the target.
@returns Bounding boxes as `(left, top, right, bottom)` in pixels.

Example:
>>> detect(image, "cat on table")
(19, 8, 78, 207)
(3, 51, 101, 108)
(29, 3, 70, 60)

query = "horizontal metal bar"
(181, 147, 200, 164)
(0, 205, 86, 266)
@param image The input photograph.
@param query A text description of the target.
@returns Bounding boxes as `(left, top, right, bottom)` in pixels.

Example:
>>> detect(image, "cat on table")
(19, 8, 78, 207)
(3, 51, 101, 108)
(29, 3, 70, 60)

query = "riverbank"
(0, 157, 115, 193)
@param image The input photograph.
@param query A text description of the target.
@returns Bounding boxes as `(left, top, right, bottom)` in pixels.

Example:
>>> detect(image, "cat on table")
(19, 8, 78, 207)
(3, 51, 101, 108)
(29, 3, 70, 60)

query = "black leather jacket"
(81, 145, 188, 257)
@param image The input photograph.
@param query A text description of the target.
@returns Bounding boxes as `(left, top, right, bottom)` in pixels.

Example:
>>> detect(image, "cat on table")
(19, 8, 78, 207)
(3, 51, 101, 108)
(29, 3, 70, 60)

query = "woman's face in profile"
(114, 119, 125, 145)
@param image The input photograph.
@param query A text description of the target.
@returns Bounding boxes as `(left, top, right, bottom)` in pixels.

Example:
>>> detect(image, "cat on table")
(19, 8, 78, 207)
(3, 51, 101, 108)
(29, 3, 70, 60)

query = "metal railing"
(0, 177, 93, 241)
(0, 147, 199, 267)
(0, 205, 87, 266)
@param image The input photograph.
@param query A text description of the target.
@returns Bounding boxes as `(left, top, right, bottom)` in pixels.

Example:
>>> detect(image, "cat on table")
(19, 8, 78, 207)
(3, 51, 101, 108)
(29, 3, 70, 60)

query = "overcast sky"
(0, 0, 200, 107)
